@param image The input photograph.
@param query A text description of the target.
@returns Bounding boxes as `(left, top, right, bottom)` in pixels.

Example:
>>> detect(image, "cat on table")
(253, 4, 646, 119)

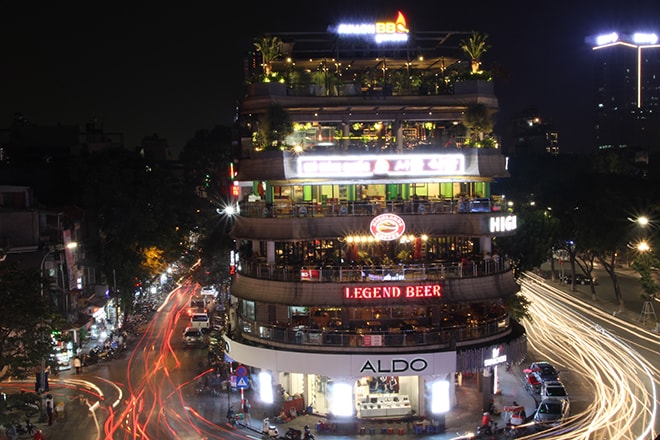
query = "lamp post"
(592, 32, 660, 108)
(39, 241, 78, 394)
(626, 216, 659, 330)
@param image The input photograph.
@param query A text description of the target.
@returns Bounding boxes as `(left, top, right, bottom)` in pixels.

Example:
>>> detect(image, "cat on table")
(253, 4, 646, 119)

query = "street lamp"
(38, 241, 77, 395)
(592, 32, 660, 108)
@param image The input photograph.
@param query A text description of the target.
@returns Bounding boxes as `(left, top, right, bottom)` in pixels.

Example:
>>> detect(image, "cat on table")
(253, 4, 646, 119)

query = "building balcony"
(233, 312, 515, 354)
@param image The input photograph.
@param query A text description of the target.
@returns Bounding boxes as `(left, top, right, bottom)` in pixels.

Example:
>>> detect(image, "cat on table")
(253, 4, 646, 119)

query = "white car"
(182, 327, 205, 348)
(190, 312, 211, 331)
(533, 397, 570, 428)
(201, 286, 217, 296)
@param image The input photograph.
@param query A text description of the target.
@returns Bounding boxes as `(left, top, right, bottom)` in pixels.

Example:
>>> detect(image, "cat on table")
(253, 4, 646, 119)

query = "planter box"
(454, 80, 494, 95)
(247, 82, 287, 96)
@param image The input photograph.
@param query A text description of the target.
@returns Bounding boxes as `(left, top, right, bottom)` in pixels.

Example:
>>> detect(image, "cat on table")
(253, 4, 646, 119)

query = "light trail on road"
(103, 282, 237, 440)
(519, 274, 658, 440)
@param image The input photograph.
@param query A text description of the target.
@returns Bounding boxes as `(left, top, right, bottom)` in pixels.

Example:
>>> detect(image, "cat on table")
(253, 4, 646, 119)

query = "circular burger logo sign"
(370, 213, 405, 241)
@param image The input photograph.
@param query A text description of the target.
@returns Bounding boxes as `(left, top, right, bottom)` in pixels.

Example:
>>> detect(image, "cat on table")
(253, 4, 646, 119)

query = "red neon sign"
(344, 284, 442, 300)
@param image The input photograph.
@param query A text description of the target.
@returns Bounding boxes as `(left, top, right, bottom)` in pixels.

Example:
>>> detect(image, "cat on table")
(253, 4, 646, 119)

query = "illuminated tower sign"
(333, 11, 409, 43)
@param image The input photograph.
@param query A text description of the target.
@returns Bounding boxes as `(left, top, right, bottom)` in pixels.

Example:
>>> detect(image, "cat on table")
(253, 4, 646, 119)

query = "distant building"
(508, 108, 559, 156)
(138, 133, 171, 161)
(590, 31, 660, 152)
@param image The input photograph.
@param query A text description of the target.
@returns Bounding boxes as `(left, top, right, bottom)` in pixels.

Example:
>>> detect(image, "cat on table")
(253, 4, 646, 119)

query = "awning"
(67, 313, 94, 330)
(82, 293, 108, 308)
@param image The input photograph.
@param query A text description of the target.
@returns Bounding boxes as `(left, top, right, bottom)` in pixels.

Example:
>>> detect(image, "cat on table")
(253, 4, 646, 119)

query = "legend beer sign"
(344, 284, 442, 300)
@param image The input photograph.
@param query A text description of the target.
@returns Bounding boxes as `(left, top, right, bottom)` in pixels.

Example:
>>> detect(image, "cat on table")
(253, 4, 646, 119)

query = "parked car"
(182, 327, 205, 348)
(540, 380, 568, 400)
(529, 361, 560, 383)
(201, 285, 217, 296)
(533, 397, 570, 428)
(561, 273, 598, 285)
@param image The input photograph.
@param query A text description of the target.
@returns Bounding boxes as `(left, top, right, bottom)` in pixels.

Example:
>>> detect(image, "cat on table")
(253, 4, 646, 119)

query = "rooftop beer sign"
(333, 11, 410, 43)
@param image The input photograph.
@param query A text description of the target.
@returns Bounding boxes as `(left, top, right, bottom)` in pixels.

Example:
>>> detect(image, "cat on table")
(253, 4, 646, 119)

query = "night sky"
(2, 1, 658, 155)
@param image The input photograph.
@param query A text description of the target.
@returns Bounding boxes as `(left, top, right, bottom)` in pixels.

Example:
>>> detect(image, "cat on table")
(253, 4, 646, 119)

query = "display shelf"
(357, 394, 412, 418)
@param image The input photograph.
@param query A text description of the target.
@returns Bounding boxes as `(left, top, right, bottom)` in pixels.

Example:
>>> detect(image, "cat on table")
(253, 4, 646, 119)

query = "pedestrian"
(33, 429, 46, 440)
(73, 356, 82, 374)
(7, 424, 17, 440)
(46, 399, 54, 425)
(243, 399, 252, 426)
(56, 400, 65, 421)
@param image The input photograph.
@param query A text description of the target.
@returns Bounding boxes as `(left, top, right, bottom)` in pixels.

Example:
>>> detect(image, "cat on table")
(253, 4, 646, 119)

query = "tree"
(631, 248, 660, 302)
(497, 203, 560, 272)
(459, 32, 490, 73)
(254, 105, 293, 151)
(253, 35, 282, 77)
(462, 103, 495, 143)
(0, 264, 64, 381)
(69, 148, 191, 319)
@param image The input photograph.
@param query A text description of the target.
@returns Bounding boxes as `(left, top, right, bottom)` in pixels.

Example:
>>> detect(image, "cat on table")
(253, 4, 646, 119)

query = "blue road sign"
(236, 376, 249, 389)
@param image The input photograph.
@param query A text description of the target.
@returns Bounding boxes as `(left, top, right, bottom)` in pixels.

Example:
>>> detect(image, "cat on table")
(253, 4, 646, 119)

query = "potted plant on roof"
(454, 32, 494, 95)
(460, 31, 490, 74)
(250, 35, 286, 96)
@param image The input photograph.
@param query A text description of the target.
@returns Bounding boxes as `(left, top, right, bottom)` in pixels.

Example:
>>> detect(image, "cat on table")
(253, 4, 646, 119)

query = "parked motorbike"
(262, 420, 279, 439)
(476, 420, 498, 438)
(284, 427, 302, 440)
(87, 345, 115, 364)
(5, 420, 31, 438)
(226, 407, 237, 426)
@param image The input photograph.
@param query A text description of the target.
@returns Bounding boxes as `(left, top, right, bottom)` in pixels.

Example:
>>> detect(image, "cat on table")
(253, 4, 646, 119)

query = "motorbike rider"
(226, 407, 236, 426)
(304, 424, 315, 440)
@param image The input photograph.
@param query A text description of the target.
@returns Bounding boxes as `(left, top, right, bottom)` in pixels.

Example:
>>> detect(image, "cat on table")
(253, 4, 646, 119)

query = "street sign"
(235, 365, 248, 377)
(236, 376, 249, 389)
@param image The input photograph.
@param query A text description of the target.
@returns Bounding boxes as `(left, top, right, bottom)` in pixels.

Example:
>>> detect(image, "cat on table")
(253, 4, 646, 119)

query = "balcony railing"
(240, 197, 503, 219)
(237, 258, 509, 283)
(236, 313, 510, 350)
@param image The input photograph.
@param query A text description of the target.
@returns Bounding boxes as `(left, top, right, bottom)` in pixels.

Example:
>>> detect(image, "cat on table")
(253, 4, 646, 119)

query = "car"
(190, 312, 211, 331)
(182, 327, 205, 348)
(200, 285, 217, 296)
(533, 397, 570, 428)
(188, 296, 208, 316)
(529, 361, 560, 383)
(540, 380, 568, 400)
(561, 273, 598, 285)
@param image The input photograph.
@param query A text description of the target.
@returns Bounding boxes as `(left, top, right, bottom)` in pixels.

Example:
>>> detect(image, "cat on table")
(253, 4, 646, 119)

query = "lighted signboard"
(370, 213, 405, 241)
(297, 154, 465, 178)
(333, 11, 409, 43)
(594, 31, 659, 47)
(489, 215, 517, 233)
(344, 284, 442, 300)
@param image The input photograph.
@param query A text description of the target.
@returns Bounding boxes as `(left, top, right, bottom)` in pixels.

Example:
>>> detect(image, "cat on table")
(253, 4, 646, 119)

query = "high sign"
(489, 215, 517, 233)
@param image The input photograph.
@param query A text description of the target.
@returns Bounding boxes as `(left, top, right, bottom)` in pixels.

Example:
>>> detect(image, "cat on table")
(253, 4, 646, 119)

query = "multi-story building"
(224, 11, 525, 430)
(590, 31, 660, 152)
(509, 108, 559, 156)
